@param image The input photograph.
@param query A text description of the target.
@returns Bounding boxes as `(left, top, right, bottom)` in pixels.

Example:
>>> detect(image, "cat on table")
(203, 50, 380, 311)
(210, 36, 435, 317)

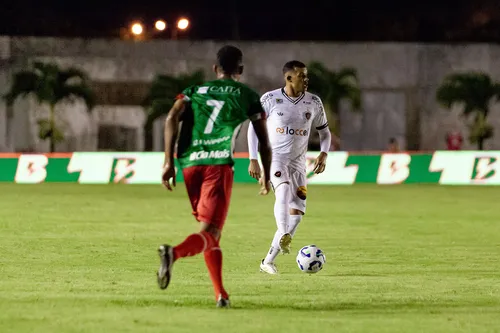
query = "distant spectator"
(388, 137, 400, 152)
(446, 130, 463, 150)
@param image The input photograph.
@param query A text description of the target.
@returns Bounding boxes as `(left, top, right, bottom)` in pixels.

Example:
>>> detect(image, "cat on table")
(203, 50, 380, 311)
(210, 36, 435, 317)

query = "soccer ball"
(296, 245, 326, 274)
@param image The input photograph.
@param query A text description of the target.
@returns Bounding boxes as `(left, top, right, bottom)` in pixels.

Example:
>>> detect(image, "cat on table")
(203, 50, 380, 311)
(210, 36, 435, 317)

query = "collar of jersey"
(281, 88, 305, 104)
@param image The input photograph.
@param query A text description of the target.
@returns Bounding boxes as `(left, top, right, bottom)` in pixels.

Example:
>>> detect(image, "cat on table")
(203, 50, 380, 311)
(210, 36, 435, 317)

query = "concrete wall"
(0, 62, 8, 152)
(1, 36, 500, 152)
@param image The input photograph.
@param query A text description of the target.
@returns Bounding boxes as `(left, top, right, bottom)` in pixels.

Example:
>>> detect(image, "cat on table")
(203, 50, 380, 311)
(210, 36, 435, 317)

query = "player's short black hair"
(217, 45, 243, 75)
(282, 60, 306, 75)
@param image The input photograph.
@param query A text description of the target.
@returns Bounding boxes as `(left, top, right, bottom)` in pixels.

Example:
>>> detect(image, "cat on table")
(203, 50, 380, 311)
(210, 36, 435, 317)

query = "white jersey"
(261, 88, 328, 171)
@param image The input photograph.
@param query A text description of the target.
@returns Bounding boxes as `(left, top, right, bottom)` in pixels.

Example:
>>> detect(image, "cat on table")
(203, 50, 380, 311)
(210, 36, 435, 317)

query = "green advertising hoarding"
(1, 151, 500, 185)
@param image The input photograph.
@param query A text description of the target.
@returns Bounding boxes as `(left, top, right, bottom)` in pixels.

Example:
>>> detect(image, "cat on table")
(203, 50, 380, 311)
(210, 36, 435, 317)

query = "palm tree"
(4, 61, 95, 152)
(436, 72, 500, 150)
(142, 70, 205, 151)
(307, 62, 362, 139)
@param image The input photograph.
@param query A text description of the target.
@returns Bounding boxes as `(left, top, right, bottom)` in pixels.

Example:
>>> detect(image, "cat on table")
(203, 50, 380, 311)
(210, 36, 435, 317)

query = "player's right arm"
(251, 117, 272, 195)
(247, 91, 272, 195)
(162, 97, 186, 191)
(247, 92, 272, 180)
(247, 123, 261, 180)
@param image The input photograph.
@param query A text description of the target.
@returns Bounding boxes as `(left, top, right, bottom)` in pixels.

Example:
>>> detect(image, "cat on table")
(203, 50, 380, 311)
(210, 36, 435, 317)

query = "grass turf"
(0, 184, 499, 332)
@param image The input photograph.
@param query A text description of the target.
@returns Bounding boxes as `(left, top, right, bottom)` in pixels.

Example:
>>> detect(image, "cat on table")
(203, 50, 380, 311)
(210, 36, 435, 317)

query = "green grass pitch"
(1, 183, 500, 332)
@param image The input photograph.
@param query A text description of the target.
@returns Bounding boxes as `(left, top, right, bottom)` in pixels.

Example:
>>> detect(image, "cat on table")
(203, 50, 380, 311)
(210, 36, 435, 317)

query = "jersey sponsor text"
(276, 127, 308, 136)
(189, 149, 231, 161)
(192, 136, 231, 146)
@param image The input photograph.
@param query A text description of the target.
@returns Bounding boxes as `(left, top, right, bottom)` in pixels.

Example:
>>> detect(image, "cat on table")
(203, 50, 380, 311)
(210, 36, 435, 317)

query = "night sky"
(0, 0, 497, 41)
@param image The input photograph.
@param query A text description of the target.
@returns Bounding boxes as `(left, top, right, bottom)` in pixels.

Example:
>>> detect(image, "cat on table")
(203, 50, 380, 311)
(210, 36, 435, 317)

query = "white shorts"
(270, 160, 307, 214)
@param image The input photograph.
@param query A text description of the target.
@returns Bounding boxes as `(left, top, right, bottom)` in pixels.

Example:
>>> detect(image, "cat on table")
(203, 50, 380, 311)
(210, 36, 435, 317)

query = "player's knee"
(274, 182, 290, 203)
(200, 222, 221, 241)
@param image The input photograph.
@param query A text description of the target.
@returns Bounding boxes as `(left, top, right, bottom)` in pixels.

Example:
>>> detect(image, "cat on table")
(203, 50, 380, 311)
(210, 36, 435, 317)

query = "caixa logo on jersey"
(276, 127, 308, 136)
(189, 149, 230, 161)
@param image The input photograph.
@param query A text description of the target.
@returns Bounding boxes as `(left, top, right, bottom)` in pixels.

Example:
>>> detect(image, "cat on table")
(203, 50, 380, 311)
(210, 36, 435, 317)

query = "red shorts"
(182, 164, 234, 229)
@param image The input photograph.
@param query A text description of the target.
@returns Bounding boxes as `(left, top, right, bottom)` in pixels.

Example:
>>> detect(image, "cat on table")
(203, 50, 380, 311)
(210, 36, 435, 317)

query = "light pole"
(123, 18, 189, 40)
(126, 22, 145, 40)
(155, 20, 167, 32)
(172, 17, 190, 40)
(131, 22, 144, 36)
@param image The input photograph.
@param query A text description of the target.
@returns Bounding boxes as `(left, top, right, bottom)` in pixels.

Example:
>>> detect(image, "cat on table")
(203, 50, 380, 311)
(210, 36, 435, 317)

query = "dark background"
(1, 0, 500, 42)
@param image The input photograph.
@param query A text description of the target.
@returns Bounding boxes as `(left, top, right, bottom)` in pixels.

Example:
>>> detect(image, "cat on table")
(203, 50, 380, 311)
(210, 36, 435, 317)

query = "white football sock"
(273, 183, 290, 234)
(288, 215, 303, 237)
(264, 230, 282, 264)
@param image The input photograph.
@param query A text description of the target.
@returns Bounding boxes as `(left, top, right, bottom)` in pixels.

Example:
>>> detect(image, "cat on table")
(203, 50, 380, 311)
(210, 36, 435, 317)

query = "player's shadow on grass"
(112, 298, 499, 313)
(293, 273, 385, 277)
(229, 300, 499, 312)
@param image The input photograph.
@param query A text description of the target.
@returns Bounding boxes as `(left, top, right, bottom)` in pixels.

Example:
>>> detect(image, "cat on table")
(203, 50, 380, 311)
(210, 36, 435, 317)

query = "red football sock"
(173, 231, 216, 261)
(204, 245, 228, 300)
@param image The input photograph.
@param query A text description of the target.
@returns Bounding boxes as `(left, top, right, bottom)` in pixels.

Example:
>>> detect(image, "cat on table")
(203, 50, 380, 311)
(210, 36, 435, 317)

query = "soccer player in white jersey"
(247, 60, 332, 274)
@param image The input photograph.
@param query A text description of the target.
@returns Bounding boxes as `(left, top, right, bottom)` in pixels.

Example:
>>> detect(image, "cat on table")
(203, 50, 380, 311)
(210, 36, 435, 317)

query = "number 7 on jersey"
(204, 100, 225, 134)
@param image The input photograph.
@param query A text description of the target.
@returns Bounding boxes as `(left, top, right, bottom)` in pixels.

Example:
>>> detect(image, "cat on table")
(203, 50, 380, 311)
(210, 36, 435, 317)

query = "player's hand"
(248, 159, 262, 181)
(161, 163, 176, 191)
(313, 152, 327, 174)
(258, 177, 271, 195)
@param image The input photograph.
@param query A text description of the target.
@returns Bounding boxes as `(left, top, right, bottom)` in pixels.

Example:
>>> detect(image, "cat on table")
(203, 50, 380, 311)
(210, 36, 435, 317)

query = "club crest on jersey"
(276, 98, 283, 104)
(305, 112, 311, 120)
(274, 171, 282, 177)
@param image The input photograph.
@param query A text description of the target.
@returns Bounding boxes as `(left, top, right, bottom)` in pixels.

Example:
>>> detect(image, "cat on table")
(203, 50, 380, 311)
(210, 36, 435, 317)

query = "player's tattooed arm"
(247, 123, 261, 180)
(251, 117, 272, 195)
(162, 98, 186, 190)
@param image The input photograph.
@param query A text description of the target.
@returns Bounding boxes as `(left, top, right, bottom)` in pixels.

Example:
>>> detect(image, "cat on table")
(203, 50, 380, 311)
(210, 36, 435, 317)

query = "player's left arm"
(312, 97, 331, 174)
(162, 97, 186, 190)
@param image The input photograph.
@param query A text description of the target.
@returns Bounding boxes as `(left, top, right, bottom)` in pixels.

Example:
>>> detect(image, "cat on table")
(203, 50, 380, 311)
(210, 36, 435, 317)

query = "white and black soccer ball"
(296, 245, 326, 274)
